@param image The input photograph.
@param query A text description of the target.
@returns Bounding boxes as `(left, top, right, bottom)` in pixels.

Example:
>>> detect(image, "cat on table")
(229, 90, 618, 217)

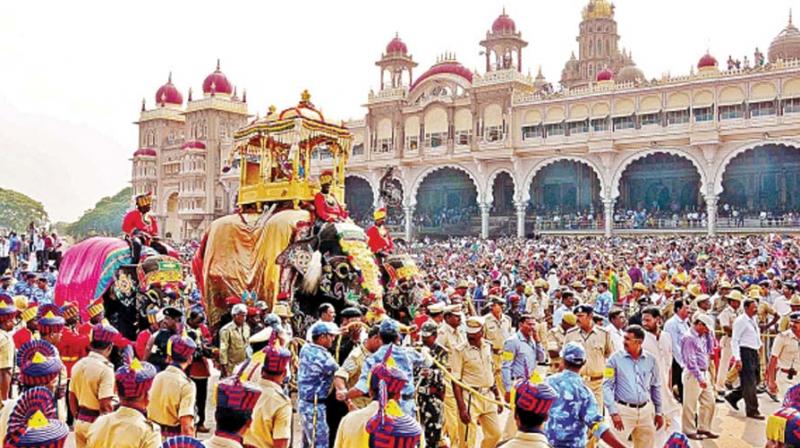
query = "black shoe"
(725, 394, 740, 411)
(687, 433, 706, 440)
(715, 395, 725, 403)
(747, 413, 766, 420)
(757, 385, 767, 394)
(768, 392, 780, 403)
(724, 382, 733, 391)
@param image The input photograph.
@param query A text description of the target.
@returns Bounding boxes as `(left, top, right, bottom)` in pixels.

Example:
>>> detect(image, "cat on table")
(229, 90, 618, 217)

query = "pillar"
(403, 205, 415, 241)
(705, 194, 718, 235)
(514, 201, 526, 238)
(603, 198, 615, 237)
(480, 202, 491, 239)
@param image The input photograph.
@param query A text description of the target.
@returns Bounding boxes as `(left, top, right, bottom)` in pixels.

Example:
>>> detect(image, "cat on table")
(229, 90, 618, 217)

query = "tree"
(0, 188, 48, 233)
(66, 187, 132, 240)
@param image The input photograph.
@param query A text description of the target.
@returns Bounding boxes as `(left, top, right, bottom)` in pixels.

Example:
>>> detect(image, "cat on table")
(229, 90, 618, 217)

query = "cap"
(693, 313, 714, 330)
(585, 275, 597, 283)
(249, 327, 273, 344)
(319, 169, 334, 185)
(115, 358, 157, 399)
(533, 278, 548, 288)
(272, 302, 293, 317)
(247, 306, 259, 317)
(443, 304, 462, 315)
(224, 296, 241, 306)
(87, 298, 104, 319)
(5, 387, 68, 448)
(13, 295, 28, 311)
(90, 324, 119, 344)
(663, 432, 691, 448)
(162, 306, 182, 319)
(60, 302, 79, 321)
(789, 311, 800, 323)
(465, 316, 484, 334)
(341, 307, 363, 319)
(687, 284, 702, 297)
(514, 379, 557, 414)
(215, 376, 262, 416)
(692, 294, 711, 307)
(571, 281, 585, 289)
(378, 318, 399, 336)
(17, 341, 62, 387)
(427, 302, 445, 315)
(456, 279, 469, 289)
(262, 338, 292, 377)
(0, 294, 18, 319)
(488, 295, 506, 305)
(783, 383, 800, 410)
(160, 436, 206, 448)
(419, 321, 439, 337)
(561, 342, 587, 365)
(562, 312, 577, 326)
(167, 334, 197, 363)
(747, 288, 762, 300)
(37, 306, 65, 336)
(789, 296, 800, 306)
(366, 402, 421, 448)
(232, 304, 248, 315)
(311, 321, 340, 338)
(766, 407, 800, 446)
(20, 303, 38, 323)
(573, 304, 593, 315)
(633, 282, 648, 292)
(373, 207, 387, 221)
(726, 290, 744, 302)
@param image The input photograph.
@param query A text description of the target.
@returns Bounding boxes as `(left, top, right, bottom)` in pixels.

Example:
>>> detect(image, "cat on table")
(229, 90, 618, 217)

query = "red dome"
(133, 148, 157, 157)
(181, 140, 206, 150)
(596, 68, 613, 81)
(697, 53, 718, 69)
(202, 59, 233, 95)
(386, 35, 408, 55)
(155, 73, 183, 106)
(410, 61, 473, 90)
(492, 11, 516, 33)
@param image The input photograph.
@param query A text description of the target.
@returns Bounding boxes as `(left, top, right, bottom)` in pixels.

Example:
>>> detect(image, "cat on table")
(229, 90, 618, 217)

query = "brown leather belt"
(584, 375, 604, 381)
(617, 400, 648, 409)
(159, 423, 181, 437)
(780, 368, 796, 374)
(77, 406, 100, 423)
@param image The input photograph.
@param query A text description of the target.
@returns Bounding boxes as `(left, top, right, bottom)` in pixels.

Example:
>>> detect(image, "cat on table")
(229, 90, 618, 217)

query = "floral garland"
(336, 224, 383, 300)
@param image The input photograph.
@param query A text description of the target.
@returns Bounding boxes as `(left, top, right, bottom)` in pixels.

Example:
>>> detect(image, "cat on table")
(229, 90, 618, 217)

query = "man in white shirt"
(641, 306, 679, 445)
(725, 299, 764, 419)
(663, 299, 691, 401)
(715, 290, 743, 393)
(605, 308, 626, 353)
(0, 237, 9, 277)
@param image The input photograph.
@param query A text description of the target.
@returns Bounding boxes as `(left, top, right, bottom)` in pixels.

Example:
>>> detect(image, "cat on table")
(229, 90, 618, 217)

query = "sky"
(0, 0, 796, 222)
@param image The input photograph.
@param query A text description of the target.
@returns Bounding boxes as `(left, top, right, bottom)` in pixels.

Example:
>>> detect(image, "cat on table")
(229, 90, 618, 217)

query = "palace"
(133, 0, 800, 240)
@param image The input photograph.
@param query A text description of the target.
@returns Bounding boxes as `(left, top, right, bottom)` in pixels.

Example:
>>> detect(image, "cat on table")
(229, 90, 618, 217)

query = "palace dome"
(617, 64, 645, 83)
(492, 10, 516, 33)
(133, 148, 157, 157)
(769, 13, 800, 62)
(697, 52, 718, 69)
(596, 68, 613, 82)
(410, 59, 473, 90)
(202, 59, 233, 95)
(181, 140, 206, 150)
(386, 35, 408, 55)
(278, 90, 325, 122)
(155, 73, 182, 106)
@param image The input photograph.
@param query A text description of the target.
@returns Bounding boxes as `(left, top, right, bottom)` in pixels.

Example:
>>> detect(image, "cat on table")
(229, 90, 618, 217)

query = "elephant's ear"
(301, 251, 322, 295)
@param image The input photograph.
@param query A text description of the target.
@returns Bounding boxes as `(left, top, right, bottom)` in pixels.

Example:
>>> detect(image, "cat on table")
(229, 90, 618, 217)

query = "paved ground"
(63, 370, 782, 447)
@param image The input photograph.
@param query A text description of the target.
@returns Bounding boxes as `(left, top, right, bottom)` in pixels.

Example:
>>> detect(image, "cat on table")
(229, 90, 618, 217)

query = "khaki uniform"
(564, 325, 613, 410)
(0, 396, 18, 441)
(546, 325, 568, 373)
(484, 313, 512, 397)
(771, 329, 800, 400)
(450, 340, 500, 448)
(436, 323, 465, 445)
(504, 431, 551, 448)
(147, 365, 197, 437)
(243, 380, 292, 448)
(70, 351, 116, 448)
(334, 343, 371, 409)
(86, 406, 162, 448)
(204, 435, 244, 447)
(219, 322, 250, 375)
(333, 401, 378, 448)
(715, 306, 738, 391)
(0, 329, 12, 371)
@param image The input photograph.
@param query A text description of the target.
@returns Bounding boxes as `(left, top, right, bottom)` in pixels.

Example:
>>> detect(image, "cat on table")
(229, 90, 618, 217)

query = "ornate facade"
(331, 1, 800, 239)
(131, 60, 248, 240)
(133, 0, 800, 240)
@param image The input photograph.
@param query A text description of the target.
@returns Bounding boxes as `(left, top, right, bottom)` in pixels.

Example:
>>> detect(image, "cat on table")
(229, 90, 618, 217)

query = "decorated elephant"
(380, 254, 424, 324)
(55, 237, 186, 340)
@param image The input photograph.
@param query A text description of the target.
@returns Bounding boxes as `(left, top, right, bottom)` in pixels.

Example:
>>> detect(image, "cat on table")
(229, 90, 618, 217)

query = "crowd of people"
(3, 219, 800, 447)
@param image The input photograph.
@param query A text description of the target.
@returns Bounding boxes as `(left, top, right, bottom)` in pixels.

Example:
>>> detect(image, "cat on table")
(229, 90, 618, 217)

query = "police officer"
(546, 311, 576, 373)
(86, 355, 161, 448)
(435, 304, 466, 444)
(715, 289, 743, 392)
(298, 321, 340, 448)
(767, 311, 800, 401)
(204, 376, 262, 448)
(219, 304, 251, 377)
(69, 324, 119, 447)
(545, 342, 627, 448)
(505, 376, 558, 448)
(244, 340, 293, 448)
(452, 316, 501, 448)
(415, 320, 449, 448)
(500, 313, 545, 440)
(333, 325, 382, 411)
(564, 304, 614, 410)
(147, 334, 198, 438)
(144, 306, 182, 372)
(483, 295, 511, 396)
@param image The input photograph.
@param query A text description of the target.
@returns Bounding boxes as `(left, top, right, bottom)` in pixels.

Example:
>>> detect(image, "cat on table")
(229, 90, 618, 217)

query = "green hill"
(0, 188, 48, 232)
(67, 187, 132, 239)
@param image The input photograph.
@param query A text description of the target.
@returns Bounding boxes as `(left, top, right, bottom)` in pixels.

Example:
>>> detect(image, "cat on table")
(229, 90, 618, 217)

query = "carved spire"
(242, 88, 247, 103)
(216, 58, 221, 71)
(188, 87, 193, 102)
(167, 71, 172, 83)
(141, 98, 146, 111)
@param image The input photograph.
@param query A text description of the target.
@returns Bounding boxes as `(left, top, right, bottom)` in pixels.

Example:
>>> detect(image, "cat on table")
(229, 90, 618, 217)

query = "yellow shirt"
(436, 323, 466, 352)
(451, 340, 494, 388)
(334, 343, 371, 409)
(147, 365, 196, 427)
(0, 330, 13, 370)
(243, 380, 291, 448)
(86, 406, 162, 448)
(564, 325, 613, 378)
(484, 313, 512, 352)
(219, 322, 250, 371)
(69, 351, 116, 410)
(333, 401, 379, 448)
(504, 431, 551, 448)
(771, 329, 800, 370)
